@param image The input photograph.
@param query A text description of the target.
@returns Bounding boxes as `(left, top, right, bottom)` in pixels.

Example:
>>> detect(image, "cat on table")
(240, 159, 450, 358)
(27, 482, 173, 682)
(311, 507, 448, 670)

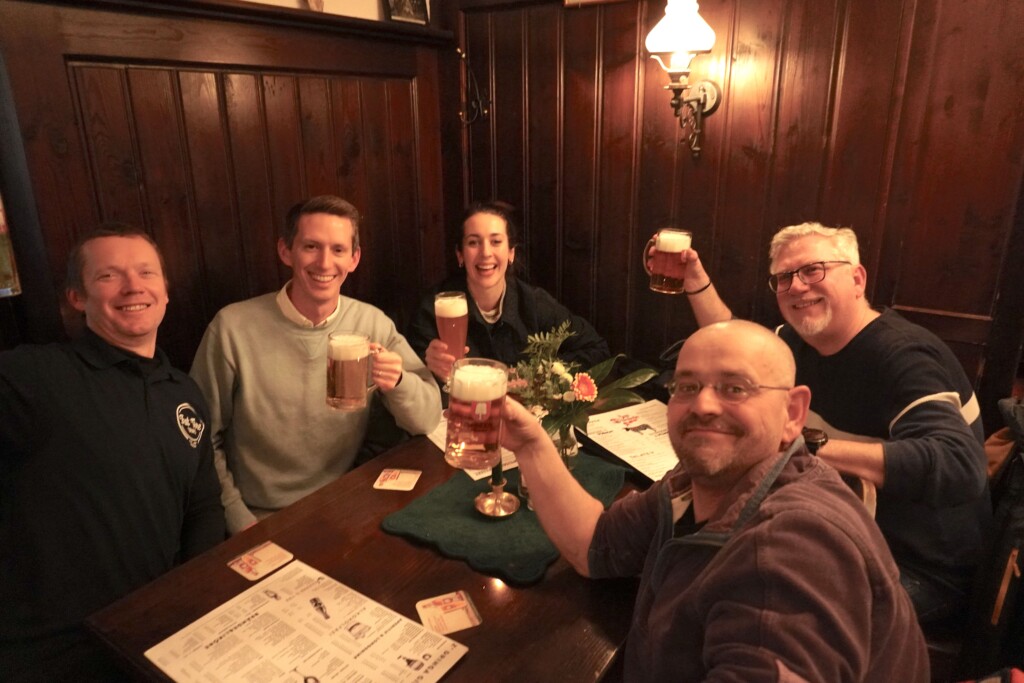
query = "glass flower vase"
(554, 425, 579, 471)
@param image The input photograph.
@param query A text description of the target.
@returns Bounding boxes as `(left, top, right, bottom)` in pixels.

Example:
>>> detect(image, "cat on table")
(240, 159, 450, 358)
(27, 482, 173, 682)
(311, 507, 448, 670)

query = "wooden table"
(87, 437, 639, 682)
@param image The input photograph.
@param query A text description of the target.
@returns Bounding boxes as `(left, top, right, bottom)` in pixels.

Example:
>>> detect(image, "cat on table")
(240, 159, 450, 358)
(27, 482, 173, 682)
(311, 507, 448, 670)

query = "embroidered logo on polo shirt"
(176, 403, 206, 449)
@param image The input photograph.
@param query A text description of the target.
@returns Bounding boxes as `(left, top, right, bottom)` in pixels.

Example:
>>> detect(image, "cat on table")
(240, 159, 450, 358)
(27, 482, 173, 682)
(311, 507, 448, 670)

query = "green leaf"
(570, 412, 590, 431)
(522, 320, 575, 360)
(599, 367, 658, 392)
(590, 390, 647, 415)
(586, 354, 620, 384)
(541, 413, 569, 435)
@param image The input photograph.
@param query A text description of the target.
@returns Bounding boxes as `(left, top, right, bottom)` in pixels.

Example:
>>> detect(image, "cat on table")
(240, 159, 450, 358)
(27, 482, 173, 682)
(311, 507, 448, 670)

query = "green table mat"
(381, 451, 626, 585)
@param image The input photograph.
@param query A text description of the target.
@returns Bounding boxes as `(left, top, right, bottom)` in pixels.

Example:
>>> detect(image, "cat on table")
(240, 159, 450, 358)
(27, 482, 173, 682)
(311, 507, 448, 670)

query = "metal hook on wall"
(456, 47, 490, 126)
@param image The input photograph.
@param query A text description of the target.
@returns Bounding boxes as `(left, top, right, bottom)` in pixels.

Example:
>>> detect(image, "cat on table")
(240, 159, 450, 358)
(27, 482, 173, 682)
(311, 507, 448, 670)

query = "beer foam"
(656, 231, 692, 253)
(451, 364, 507, 402)
(328, 334, 368, 361)
(434, 296, 468, 318)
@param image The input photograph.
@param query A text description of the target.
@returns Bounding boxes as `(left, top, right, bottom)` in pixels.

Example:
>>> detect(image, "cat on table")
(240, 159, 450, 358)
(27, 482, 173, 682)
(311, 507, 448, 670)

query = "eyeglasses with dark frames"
(768, 260, 852, 293)
(665, 378, 792, 404)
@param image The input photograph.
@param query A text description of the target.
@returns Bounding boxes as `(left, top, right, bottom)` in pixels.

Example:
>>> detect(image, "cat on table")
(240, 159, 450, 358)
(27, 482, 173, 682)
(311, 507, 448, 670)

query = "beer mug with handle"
(643, 228, 692, 294)
(326, 332, 377, 411)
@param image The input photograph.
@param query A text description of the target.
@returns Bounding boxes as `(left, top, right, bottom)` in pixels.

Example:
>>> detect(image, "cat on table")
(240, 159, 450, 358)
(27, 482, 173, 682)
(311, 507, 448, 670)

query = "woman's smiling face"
(458, 211, 515, 297)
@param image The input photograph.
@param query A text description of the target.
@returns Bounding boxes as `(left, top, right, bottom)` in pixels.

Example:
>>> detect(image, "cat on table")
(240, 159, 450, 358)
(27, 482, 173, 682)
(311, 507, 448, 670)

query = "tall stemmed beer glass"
(444, 357, 519, 516)
(434, 291, 468, 392)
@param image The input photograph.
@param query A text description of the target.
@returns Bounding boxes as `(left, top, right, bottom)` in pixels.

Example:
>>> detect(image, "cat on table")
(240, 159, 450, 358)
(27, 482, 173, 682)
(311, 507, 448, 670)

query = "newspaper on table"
(145, 560, 467, 682)
(583, 399, 678, 482)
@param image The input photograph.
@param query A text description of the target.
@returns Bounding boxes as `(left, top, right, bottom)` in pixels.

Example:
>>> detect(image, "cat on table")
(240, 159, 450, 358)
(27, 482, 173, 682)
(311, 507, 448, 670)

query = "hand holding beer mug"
(444, 358, 508, 470)
(326, 333, 378, 411)
(430, 291, 469, 390)
(643, 228, 692, 294)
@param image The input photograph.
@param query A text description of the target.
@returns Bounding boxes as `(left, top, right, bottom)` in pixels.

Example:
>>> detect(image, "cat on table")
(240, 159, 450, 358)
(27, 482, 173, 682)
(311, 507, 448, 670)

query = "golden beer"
(434, 292, 469, 361)
(645, 229, 692, 294)
(327, 333, 372, 411)
(444, 359, 507, 469)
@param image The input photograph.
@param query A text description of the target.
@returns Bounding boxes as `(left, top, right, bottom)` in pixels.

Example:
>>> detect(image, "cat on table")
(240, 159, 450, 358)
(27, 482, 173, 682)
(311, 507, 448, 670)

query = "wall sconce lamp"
(646, 0, 720, 157)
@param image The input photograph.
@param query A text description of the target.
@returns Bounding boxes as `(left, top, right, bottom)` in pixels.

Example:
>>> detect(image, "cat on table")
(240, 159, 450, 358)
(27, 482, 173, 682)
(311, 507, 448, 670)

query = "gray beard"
(792, 305, 832, 338)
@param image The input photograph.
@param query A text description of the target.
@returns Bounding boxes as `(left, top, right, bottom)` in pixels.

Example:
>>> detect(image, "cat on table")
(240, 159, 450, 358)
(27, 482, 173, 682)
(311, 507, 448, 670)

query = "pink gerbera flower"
(572, 373, 598, 402)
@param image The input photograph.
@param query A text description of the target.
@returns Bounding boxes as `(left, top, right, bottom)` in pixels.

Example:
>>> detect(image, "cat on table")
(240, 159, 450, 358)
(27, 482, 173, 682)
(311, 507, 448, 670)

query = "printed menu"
(582, 399, 677, 482)
(145, 560, 467, 682)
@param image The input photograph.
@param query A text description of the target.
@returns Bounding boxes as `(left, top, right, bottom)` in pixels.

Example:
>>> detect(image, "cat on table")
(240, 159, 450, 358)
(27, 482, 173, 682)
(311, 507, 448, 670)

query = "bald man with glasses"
(673, 221, 990, 628)
(500, 320, 927, 681)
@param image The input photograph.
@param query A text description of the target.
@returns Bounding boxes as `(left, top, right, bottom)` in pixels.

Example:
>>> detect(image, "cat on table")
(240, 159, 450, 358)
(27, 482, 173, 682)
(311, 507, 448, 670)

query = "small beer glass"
(643, 228, 692, 294)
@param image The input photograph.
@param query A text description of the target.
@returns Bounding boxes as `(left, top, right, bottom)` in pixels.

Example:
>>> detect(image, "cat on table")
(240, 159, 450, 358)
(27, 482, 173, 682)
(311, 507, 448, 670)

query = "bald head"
(668, 320, 811, 491)
(680, 320, 796, 387)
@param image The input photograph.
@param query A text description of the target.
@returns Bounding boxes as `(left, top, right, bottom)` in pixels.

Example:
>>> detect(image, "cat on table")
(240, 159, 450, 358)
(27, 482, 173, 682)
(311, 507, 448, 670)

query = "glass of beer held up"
(434, 291, 469, 385)
(643, 228, 692, 294)
(326, 332, 376, 412)
(444, 358, 508, 470)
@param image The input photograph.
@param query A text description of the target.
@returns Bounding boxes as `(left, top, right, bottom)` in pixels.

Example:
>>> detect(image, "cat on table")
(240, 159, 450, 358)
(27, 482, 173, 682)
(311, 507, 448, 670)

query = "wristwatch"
(802, 427, 828, 455)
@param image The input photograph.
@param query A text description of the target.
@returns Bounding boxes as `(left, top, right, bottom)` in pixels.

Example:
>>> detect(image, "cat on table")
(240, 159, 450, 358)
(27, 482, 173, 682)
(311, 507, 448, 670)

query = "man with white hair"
(674, 222, 990, 625)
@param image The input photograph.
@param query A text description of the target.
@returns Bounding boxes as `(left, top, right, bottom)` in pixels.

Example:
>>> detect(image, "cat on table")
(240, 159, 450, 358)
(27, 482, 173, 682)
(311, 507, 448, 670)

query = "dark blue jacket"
(406, 273, 610, 371)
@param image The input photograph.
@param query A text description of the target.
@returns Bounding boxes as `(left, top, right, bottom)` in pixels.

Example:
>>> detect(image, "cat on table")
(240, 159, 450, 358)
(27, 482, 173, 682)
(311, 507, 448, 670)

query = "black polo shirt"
(0, 328, 224, 675)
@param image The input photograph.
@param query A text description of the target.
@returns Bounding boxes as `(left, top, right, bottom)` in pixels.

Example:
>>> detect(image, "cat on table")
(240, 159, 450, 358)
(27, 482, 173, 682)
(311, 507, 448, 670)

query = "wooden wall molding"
(0, 0, 451, 370)
(23, 0, 453, 45)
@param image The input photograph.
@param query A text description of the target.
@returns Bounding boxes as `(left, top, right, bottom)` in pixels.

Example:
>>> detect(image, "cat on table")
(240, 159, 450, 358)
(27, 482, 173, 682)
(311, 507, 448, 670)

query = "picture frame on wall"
(383, 0, 429, 25)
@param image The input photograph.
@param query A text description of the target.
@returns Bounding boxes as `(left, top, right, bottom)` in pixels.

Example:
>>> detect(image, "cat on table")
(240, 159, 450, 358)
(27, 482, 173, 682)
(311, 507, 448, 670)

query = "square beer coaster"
(416, 590, 482, 635)
(227, 541, 294, 581)
(373, 468, 422, 491)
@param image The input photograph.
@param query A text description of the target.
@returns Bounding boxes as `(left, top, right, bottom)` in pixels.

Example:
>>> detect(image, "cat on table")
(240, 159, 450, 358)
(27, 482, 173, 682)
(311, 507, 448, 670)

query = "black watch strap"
(802, 427, 828, 455)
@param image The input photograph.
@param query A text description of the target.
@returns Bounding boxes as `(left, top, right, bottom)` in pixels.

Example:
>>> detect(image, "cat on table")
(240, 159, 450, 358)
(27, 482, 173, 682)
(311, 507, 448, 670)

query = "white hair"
(768, 222, 861, 266)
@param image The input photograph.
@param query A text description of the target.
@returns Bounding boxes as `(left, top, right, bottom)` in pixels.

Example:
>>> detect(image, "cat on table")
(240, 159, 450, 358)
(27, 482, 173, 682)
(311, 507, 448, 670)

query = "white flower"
(551, 361, 569, 379)
(561, 391, 575, 403)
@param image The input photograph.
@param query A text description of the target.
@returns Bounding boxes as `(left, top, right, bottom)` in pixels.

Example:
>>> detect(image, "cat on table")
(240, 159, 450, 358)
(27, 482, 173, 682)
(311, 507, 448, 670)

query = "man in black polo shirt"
(0, 224, 225, 681)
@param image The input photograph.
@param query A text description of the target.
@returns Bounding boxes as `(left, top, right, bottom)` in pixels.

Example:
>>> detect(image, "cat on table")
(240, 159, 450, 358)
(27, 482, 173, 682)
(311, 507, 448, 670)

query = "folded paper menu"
(145, 560, 467, 682)
(582, 399, 678, 482)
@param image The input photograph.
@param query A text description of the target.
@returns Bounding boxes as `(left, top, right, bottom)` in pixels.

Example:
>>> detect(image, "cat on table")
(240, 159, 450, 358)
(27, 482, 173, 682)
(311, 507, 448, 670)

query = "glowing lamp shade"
(645, 0, 716, 77)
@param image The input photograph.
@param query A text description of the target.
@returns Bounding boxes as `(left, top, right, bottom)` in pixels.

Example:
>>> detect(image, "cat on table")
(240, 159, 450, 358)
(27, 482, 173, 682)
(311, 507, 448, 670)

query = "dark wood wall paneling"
(2, 0, 1022, 430)
(449, 0, 1024, 432)
(0, 0, 450, 370)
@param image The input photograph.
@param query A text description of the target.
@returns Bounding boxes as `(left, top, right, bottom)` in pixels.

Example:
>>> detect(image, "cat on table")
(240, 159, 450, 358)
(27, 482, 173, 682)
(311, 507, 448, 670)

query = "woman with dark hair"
(406, 201, 609, 385)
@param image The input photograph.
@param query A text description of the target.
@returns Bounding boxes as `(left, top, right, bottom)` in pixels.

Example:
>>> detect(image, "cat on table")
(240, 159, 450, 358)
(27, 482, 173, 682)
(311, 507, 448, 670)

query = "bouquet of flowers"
(508, 321, 657, 467)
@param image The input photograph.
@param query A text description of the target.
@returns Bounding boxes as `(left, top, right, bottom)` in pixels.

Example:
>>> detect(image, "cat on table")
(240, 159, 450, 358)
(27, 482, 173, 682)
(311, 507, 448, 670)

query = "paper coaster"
(373, 468, 423, 491)
(416, 590, 482, 635)
(227, 541, 294, 581)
